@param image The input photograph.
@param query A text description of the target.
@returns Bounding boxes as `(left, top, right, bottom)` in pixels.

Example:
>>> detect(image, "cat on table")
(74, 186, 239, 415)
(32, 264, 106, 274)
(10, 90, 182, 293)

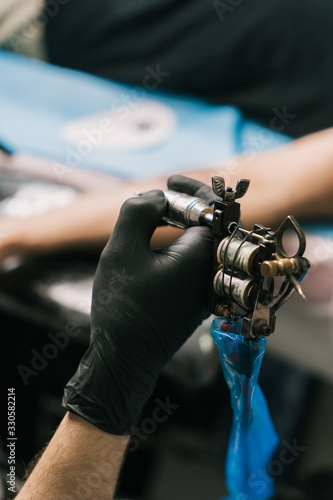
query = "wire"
(221, 223, 240, 299)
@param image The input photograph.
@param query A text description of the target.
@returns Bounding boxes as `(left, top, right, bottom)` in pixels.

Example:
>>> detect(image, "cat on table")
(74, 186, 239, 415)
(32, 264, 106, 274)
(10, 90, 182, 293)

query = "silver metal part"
(201, 211, 214, 226)
(233, 179, 251, 200)
(217, 237, 259, 277)
(213, 271, 255, 309)
(162, 177, 310, 338)
(163, 190, 213, 229)
(274, 215, 306, 258)
(249, 289, 272, 338)
(212, 176, 225, 198)
(289, 274, 307, 301)
(212, 176, 250, 202)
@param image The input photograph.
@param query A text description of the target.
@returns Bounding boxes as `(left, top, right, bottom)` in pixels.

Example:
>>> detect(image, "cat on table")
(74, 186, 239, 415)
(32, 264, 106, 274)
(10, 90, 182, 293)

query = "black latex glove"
(63, 176, 215, 434)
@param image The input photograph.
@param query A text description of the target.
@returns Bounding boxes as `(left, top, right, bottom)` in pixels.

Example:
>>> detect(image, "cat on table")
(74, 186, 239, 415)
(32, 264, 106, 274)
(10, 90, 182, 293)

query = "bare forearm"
(163, 127, 333, 227)
(23, 191, 183, 251)
(0, 190, 183, 260)
(21, 190, 129, 253)
(2, 127, 333, 261)
(128, 127, 333, 228)
(16, 413, 129, 500)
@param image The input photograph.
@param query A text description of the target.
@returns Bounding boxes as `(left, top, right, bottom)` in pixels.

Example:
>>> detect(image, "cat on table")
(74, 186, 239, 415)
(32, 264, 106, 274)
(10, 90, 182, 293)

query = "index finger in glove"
(167, 175, 217, 206)
(103, 190, 166, 258)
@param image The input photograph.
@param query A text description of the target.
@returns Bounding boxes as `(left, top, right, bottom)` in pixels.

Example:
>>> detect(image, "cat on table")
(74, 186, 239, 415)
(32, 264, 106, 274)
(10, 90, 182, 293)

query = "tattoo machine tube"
(163, 190, 213, 228)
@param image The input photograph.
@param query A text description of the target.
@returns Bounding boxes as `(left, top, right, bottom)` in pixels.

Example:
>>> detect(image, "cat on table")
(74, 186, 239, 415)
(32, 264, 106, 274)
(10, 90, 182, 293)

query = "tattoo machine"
(163, 176, 310, 338)
(163, 177, 311, 499)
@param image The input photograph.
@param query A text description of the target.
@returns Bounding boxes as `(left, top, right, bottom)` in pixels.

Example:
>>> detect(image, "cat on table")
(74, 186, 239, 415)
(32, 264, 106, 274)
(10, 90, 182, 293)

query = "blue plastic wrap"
(0, 50, 289, 179)
(210, 317, 279, 500)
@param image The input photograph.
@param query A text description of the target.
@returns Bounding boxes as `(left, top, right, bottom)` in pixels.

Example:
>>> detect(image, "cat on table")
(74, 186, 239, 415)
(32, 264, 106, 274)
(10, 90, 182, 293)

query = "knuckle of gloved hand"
(167, 174, 186, 188)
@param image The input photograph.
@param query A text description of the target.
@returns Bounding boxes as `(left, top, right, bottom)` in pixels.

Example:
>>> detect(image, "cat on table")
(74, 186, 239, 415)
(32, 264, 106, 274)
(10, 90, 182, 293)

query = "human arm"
(16, 177, 215, 499)
(0, 185, 183, 260)
(2, 126, 333, 262)
(16, 412, 129, 500)
(182, 126, 333, 227)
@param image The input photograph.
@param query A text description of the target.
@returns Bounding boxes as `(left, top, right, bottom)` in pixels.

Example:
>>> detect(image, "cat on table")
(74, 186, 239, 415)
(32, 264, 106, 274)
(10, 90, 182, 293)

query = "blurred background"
(1, 1, 333, 499)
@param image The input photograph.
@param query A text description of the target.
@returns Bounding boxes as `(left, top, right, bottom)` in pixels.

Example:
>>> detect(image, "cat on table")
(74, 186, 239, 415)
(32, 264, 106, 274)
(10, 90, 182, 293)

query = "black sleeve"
(45, 0, 333, 138)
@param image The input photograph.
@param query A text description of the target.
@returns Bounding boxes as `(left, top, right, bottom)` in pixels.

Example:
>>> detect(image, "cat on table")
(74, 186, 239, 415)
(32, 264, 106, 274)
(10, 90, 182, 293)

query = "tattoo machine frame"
(163, 176, 310, 338)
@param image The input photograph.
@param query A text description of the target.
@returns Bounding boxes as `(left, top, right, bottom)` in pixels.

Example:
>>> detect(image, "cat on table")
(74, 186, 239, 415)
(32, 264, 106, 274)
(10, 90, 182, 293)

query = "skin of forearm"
(162, 128, 333, 228)
(16, 412, 129, 500)
(272, 127, 333, 221)
(120, 127, 333, 229)
(1, 127, 333, 260)
(18, 190, 132, 253)
(0, 189, 184, 260)
(160, 127, 333, 227)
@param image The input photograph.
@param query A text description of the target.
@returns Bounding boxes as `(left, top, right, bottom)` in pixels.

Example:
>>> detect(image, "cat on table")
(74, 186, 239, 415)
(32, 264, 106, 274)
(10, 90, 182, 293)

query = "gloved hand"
(63, 176, 215, 434)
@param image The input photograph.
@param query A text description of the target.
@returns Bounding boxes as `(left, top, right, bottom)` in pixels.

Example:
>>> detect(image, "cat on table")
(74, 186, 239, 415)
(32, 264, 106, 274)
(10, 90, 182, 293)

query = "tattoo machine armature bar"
(163, 176, 310, 339)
